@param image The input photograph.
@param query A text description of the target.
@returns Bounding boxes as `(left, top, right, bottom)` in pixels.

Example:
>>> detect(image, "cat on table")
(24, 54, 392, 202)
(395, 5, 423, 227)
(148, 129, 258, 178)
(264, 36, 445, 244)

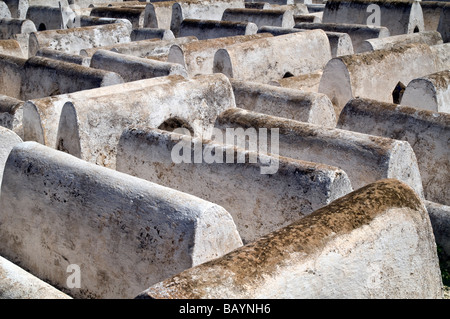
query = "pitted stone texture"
(213, 29, 331, 83)
(338, 98, 450, 206)
(117, 128, 352, 244)
(401, 70, 450, 113)
(137, 179, 442, 299)
(216, 108, 424, 200)
(0, 255, 71, 299)
(0, 142, 242, 299)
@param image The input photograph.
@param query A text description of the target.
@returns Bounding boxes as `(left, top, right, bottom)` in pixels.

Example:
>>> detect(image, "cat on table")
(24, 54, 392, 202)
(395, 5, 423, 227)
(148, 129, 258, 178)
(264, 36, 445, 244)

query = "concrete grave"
(2, 0, 28, 19)
(359, 31, 443, 52)
(90, 49, 188, 81)
(271, 71, 323, 93)
(213, 29, 331, 83)
(0, 141, 242, 299)
(77, 15, 132, 28)
(437, 3, 449, 42)
(318, 43, 442, 114)
(221, 8, 295, 28)
(400, 70, 450, 114)
(116, 127, 352, 244)
(28, 0, 69, 7)
(28, 22, 131, 56)
(0, 53, 25, 99)
(170, 0, 246, 36)
(322, 0, 425, 35)
(0, 255, 71, 299)
(0, 38, 23, 56)
(0, 94, 23, 138)
(21, 74, 178, 149)
(228, 80, 337, 127)
(216, 108, 424, 199)
(80, 36, 197, 61)
(294, 22, 390, 53)
(36, 48, 91, 67)
(0, 126, 22, 188)
(431, 42, 450, 70)
(337, 98, 450, 206)
(130, 28, 175, 41)
(28, 74, 236, 168)
(90, 7, 146, 29)
(177, 19, 258, 40)
(256, 26, 354, 58)
(167, 33, 273, 77)
(26, 5, 76, 31)
(426, 200, 450, 262)
(420, 1, 447, 32)
(143, 1, 174, 30)
(294, 13, 322, 23)
(137, 179, 442, 299)
(0, 18, 36, 58)
(0, 1, 11, 19)
(21, 55, 124, 100)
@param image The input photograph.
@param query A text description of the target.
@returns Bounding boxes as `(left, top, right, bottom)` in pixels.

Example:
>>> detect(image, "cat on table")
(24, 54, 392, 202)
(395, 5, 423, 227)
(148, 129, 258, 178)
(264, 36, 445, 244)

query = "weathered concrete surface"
(21, 56, 124, 100)
(90, 49, 187, 82)
(294, 22, 390, 53)
(52, 74, 236, 168)
(420, 1, 447, 32)
(26, 5, 75, 31)
(130, 28, 175, 41)
(213, 29, 331, 83)
(167, 33, 272, 77)
(271, 71, 323, 93)
(337, 98, 450, 206)
(177, 19, 258, 40)
(0, 53, 25, 99)
(22, 75, 177, 150)
(137, 179, 443, 299)
(437, 3, 449, 42)
(400, 70, 450, 113)
(221, 8, 295, 28)
(0, 2, 11, 19)
(0, 18, 35, 39)
(318, 43, 442, 115)
(216, 108, 424, 200)
(170, 0, 245, 36)
(116, 127, 352, 244)
(229, 80, 336, 127)
(3, 0, 28, 19)
(426, 200, 450, 262)
(360, 31, 443, 52)
(36, 48, 91, 67)
(0, 141, 242, 299)
(77, 15, 132, 29)
(0, 255, 71, 299)
(322, 0, 425, 35)
(294, 13, 322, 23)
(0, 18, 36, 58)
(0, 38, 23, 57)
(0, 126, 21, 188)
(256, 26, 354, 58)
(90, 7, 146, 29)
(28, 22, 131, 56)
(431, 43, 450, 70)
(143, 2, 174, 30)
(28, 0, 69, 7)
(0, 94, 23, 138)
(80, 36, 197, 60)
